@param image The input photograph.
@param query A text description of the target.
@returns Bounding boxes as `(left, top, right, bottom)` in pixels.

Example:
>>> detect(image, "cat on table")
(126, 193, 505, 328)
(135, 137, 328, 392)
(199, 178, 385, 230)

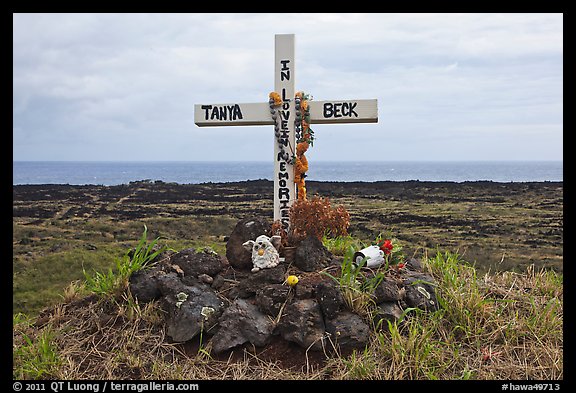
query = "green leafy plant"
(83, 267, 118, 297)
(83, 225, 167, 297)
(323, 246, 385, 318)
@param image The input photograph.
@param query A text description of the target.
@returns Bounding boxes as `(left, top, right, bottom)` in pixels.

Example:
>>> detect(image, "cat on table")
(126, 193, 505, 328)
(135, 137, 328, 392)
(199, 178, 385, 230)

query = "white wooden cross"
(194, 34, 378, 229)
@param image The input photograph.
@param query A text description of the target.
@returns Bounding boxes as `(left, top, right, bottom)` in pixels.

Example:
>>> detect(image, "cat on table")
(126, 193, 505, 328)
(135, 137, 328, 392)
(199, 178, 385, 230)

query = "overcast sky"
(13, 13, 563, 162)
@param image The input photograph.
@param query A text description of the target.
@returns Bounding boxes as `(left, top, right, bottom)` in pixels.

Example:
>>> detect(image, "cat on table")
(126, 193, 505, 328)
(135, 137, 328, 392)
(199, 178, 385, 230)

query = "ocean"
(12, 161, 563, 186)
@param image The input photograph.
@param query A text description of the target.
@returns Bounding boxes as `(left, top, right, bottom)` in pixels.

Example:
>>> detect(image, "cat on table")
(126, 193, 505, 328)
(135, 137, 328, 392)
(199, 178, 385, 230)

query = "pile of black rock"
(129, 217, 439, 354)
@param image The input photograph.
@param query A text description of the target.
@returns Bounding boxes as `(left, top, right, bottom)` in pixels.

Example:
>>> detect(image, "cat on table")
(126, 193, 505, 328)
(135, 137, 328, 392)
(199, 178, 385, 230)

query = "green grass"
(367, 251, 562, 379)
(13, 246, 124, 315)
(336, 347, 378, 379)
(322, 246, 386, 319)
(377, 310, 454, 380)
(323, 250, 563, 380)
(83, 225, 167, 297)
(13, 316, 60, 380)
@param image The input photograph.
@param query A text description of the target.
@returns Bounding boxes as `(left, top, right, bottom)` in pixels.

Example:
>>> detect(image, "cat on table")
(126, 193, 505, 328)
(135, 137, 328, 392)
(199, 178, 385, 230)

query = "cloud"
(13, 13, 563, 161)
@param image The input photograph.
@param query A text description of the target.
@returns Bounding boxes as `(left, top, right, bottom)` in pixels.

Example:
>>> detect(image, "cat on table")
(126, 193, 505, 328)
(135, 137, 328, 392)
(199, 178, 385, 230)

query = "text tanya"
(201, 104, 243, 121)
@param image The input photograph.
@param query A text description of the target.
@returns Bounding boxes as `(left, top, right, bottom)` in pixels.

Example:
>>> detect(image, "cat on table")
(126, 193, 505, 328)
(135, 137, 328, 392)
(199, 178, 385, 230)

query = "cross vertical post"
(274, 34, 296, 229)
(194, 34, 378, 232)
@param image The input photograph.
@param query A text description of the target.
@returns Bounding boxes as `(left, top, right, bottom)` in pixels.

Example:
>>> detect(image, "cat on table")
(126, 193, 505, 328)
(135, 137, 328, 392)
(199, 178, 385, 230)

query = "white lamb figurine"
(243, 235, 282, 273)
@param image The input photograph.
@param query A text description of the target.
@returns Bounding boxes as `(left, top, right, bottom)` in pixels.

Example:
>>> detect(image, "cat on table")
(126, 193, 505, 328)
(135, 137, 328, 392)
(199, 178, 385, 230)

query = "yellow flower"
(286, 275, 299, 286)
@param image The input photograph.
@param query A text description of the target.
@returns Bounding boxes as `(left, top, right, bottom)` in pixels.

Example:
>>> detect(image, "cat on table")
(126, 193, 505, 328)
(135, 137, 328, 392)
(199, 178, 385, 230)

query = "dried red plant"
(287, 196, 350, 245)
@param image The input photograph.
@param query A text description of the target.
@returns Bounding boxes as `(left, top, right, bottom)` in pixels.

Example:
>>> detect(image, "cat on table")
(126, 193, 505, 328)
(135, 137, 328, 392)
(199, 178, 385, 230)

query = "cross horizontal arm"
(194, 99, 378, 127)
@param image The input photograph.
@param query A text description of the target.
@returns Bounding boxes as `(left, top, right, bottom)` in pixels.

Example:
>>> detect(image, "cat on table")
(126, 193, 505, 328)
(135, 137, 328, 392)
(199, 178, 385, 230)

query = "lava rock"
(277, 299, 326, 350)
(156, 272, 183, 295)
(157, 273, 224, 342)
(294, 278, 316, 299)
(128, 256, 179, 303)
(294, 235, 333, 272)
(211, 298, 274, 354)
(315, 281, 345, 319)
(129, 267, 163, 303)
(373, 301, 404, 326)
(255, 284, 291, 317)
(211, 274, 226, 290)
(170, 248, 224, 278)
(404, 257, 422, 272)
(372, 277, 402, 304)
(402, 273, 439, 311)
(226, 217, 271, 270)
(198, 273, 214, 285)
(325, 311, 370, 351)
(232, 265, 286, 298)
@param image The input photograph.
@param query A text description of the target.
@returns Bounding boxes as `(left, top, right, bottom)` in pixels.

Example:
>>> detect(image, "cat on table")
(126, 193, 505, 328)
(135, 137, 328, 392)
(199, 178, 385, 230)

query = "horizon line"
(12, 159, 564, 163)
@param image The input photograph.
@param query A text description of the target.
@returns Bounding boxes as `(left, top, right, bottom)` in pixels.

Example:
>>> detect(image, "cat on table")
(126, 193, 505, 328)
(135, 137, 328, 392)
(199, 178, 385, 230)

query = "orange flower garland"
(269, 91, 291, 165)
(269, 91, 314, 201)
(294, 143, 308, 200)
(294, 91, 313, 201)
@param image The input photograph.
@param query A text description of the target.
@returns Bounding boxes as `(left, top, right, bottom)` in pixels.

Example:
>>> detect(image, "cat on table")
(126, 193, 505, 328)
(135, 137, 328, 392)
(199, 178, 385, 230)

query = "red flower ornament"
(380, 239, 393, 255)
